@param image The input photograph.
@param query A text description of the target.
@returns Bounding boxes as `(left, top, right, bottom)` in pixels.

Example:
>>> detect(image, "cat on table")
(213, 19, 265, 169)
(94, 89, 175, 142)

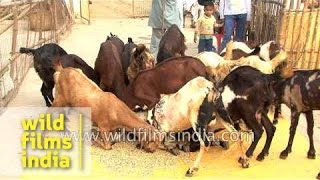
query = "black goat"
(274, 70, 320, 160)
(20, 43, 67, 106)
(20, 44, 98, 106)
(216, 66, 289, 168)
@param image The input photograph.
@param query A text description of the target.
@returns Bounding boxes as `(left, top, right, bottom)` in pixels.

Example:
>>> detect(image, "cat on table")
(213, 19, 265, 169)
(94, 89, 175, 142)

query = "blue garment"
(148, 0, 182, 60)
(148, 0, 182, 29)
(198, 38, 216, 53)
(220, 14, 247, 52)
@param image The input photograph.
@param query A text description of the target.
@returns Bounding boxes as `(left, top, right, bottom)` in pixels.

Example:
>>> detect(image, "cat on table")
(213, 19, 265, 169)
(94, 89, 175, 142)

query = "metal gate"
(132, 0, 152, 17)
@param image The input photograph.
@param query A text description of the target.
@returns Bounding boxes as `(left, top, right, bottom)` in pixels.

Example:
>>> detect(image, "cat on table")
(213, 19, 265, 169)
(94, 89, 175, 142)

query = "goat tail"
(54, 57, 63, 72)
(128, 37, 133, 43)
(19, 47, 36, 55)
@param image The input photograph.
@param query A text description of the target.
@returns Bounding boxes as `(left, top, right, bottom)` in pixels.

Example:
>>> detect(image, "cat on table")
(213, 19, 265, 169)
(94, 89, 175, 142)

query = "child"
(194, 1, 216, 53)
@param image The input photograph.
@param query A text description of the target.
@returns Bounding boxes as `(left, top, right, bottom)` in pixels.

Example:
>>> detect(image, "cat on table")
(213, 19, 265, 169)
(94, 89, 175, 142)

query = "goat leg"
(242, 114, 264, 167)
(185, 115, 210, 177)
(305, 111, 316, 159)
(272, 103, 282, 125)
(99, 130, 112, 150)
(257, 113, 276, 161)
(41, 83, 52, 106)
(280, 111, 300, 159)
(237, 133, 250, 168)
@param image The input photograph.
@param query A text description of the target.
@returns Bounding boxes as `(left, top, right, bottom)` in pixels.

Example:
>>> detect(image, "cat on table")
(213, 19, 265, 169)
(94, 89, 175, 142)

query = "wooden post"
(132, 0, 135, 18)
(315, 8, 320, 69)
(10, 0, 18, 81)
(307, 2, 318, 69)
(53, 0, 58, 43)
(301, 0, 312, 68)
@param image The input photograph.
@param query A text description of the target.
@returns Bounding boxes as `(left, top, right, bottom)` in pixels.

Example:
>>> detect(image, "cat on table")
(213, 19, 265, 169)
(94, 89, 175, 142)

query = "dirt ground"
(4, 1, 320, 179)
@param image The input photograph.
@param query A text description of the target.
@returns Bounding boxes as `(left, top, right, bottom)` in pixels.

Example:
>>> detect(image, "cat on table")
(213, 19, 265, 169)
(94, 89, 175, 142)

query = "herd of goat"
(19, 25, 320, 177)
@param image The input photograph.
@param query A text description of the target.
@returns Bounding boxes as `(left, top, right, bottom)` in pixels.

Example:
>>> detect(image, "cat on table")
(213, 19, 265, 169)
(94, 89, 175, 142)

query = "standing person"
(194, 2, 216, 53)
(219, 0, 251, 52)
(148, 0, 182, 60)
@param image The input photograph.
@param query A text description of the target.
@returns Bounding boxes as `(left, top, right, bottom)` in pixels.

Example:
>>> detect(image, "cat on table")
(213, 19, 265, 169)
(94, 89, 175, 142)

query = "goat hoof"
(185, 169, 193, 177)
(241, 161, 250, 168)
(307, 151, 316, 159)
(317, 172, 320, 179)
(182, 144, 190, 152)
(273, 119, 278, 125)
(256, 153, 265, 161)
(238, 157, 245, 164)
(194, 167, 199, 171)
(220, 140, 229, 150)
(280, 150, 289, 159)
(136, 143, 142, 149)
(169, 148, 180, 156)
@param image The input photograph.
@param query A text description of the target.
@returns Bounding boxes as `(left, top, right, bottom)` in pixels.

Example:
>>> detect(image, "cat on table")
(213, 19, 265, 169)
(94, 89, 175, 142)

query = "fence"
(0, 0, 73, 107)
(278, 0, 320, 69)
(132, 0, 152, 17)
(251, 0, 320, 69)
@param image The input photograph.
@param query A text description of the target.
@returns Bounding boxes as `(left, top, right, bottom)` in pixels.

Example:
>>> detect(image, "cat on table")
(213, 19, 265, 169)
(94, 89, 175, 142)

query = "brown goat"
(122, 56, 209, 110)
(106, 33, 124, 57)
(52, 61, 159, 152)
(127, 44, 155, 84)
(94, 41, 126, 98)
(156, 24, 187, 64)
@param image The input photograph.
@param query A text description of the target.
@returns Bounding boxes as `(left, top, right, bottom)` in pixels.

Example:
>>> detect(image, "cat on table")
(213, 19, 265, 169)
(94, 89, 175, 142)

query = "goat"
(20, 43, 67, 106)
(220, 41, 281, 61)
(273, 70, 320, 160)
(94, 40, 126, 97)
(156, 24, 187, 64)
(106, 32, 124, 57)
(121, 37, 137, 85)
(52, 60, 160, 152)
(197, 50, 290, 82)
(215, 64, 293, 168)
(127, 44, 155, 84)
(150, 76, 228, 176)
(122, 56, 209, 110)
(60, 54, 100, 85)
(19, 44, 98, 106)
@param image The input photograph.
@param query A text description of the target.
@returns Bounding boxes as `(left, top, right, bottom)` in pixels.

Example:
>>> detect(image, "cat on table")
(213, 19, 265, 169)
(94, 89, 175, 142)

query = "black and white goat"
(215, 62, 293, 168)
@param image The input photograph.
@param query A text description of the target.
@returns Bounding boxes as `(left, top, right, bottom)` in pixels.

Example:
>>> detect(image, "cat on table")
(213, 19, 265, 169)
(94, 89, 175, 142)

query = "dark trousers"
(198, 38, 216, 53)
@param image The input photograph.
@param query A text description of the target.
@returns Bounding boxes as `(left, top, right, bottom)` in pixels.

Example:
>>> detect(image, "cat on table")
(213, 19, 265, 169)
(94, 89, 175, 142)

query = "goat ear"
(134, 44, 146, 56)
